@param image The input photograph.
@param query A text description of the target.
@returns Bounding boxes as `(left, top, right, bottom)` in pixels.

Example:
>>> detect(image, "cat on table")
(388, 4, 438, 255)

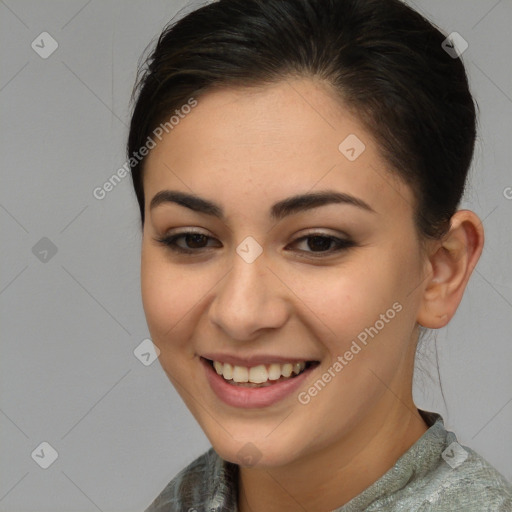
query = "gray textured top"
(145, 410, 512, 511)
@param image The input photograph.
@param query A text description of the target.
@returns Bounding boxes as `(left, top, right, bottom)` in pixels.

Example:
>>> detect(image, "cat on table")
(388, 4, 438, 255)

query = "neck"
(237, 401, 429, 512)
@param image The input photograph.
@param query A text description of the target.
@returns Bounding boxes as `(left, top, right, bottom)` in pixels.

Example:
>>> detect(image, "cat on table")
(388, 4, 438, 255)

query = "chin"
(209, 433, 302, 469)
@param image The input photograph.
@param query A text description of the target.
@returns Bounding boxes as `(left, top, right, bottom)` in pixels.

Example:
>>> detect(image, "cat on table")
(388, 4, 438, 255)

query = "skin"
(140, 78, 484, 511)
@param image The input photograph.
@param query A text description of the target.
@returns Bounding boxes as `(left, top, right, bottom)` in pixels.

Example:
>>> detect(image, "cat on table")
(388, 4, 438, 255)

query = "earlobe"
(416, 210, 484, 329)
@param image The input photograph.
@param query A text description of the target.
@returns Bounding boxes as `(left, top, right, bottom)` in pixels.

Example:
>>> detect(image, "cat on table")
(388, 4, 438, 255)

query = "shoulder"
(144, 448, 221, 512)
(417, 440, 512, 511)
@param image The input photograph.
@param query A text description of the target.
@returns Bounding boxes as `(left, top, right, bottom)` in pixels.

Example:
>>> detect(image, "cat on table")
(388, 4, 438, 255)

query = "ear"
(417, 210, 484, 329)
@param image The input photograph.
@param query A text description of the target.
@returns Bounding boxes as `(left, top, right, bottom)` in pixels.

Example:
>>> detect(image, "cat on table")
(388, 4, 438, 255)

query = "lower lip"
(201, 357, 317, 408)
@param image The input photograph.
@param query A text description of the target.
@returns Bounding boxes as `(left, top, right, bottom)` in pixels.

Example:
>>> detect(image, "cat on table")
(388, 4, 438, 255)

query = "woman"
(128, 0, 512, 510)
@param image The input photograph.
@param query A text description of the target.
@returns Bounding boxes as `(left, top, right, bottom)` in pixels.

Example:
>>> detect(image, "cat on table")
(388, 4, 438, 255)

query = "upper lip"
(201, 353, 319, 367)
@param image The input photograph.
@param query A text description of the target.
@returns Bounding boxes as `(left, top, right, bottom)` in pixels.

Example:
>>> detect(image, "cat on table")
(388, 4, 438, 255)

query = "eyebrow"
(149, 189, 376, 221)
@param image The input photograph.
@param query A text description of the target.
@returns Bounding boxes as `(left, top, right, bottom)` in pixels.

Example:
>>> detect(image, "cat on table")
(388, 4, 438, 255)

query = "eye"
(154, 230, 220, 254)
(287, 233, 356, 257)
(154, 230, 356, 257)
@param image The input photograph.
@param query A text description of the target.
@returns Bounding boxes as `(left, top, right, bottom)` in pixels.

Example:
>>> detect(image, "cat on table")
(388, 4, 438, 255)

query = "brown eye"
(306, 235, 334, 252)
(289, 234, 356, 257)
(154, 231, 221, 253)
(183, 233, 209, 249)
(154, 231, 355, 258)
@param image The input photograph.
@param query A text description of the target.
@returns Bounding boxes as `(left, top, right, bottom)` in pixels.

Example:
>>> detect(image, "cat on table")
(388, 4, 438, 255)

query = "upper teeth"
(213, 361, 307, 383)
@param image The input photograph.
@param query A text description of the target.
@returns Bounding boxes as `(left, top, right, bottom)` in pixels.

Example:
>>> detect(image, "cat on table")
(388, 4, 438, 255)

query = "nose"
(208, 252, 290, 341)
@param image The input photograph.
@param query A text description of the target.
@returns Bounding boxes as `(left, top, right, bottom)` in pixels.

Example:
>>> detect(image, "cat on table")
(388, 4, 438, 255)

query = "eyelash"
(154, 230, 356, 258)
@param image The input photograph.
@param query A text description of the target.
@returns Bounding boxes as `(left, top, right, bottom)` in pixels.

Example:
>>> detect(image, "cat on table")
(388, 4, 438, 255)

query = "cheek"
(291, 251, 417, 364)
(294, 264, 397, 337)
(140, 246, 219, 357)
(140, 248, 187, 345)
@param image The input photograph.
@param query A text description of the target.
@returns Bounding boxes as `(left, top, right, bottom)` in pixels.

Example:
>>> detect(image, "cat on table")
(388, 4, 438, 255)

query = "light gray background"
(0, 0, 511, 510)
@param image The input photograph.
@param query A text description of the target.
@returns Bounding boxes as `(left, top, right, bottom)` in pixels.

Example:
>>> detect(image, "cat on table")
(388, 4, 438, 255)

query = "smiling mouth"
(203, 357, 320, 388)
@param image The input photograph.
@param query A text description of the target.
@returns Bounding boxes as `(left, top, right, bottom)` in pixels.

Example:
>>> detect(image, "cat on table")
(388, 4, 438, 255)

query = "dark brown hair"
(128, 0, 477, 240)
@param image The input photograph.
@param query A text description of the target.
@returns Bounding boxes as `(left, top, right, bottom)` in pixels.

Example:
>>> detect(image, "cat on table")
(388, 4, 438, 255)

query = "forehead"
(143, 79, 414, 222)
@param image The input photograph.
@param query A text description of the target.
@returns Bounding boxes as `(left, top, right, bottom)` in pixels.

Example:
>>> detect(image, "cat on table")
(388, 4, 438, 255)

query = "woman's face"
(141, 79, 429, 467)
